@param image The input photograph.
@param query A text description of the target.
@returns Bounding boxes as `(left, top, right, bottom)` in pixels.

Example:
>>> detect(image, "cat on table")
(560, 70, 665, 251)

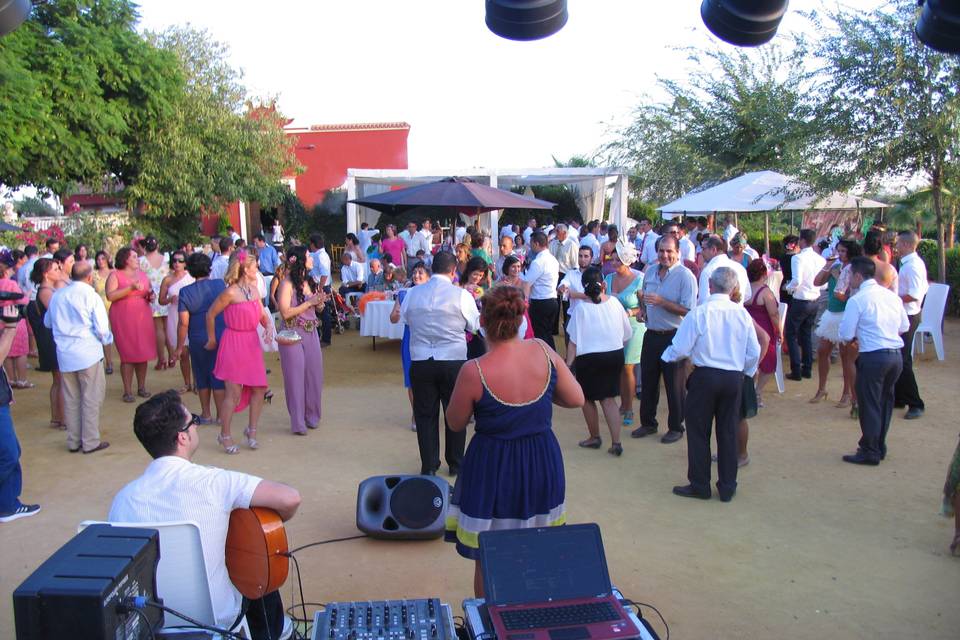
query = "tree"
(126, 26, 299, 238)
(802, 0, 960, 281)
(605, 46, 813, 203)
(0, 1, 181, 193)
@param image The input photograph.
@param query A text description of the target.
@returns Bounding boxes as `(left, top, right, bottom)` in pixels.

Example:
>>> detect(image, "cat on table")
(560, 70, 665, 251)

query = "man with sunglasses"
(110, 390, 301, 639)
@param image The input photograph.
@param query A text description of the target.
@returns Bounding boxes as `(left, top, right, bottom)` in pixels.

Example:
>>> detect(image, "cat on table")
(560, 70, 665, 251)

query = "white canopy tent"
(658, 170, 888, 253)
(345, 167, 630, 260)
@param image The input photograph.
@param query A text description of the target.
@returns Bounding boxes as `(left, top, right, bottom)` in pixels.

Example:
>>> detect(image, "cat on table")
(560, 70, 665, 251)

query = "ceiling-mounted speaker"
(486, 0, 568, 42)
(0, 0, 30, 37)
(916, 0, 960, 54)
(700, 0, 789, 47)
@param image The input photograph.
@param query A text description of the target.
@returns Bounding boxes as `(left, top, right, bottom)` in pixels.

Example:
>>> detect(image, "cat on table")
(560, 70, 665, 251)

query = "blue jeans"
(0, 405, 22, 514)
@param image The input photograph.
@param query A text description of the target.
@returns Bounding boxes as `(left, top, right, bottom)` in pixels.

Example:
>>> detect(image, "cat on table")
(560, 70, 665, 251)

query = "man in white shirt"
(401, 252, 480, 476)
(225, 225, 241, 243)
(722, 216, 739, 244)
(676, 225, 697, 264)
(893, 231, 929, 419)
(110, 391, 300, 638)
(308, 234, 333, 346)
(495, 235, 517, 279)
(522, 218, 537, 247)
(838, 257, 909, 465)
(549, 224, 580, 335)
(784, 229, 826, 380)
(210, 237, 233, 280)
(522, 231, 561, 350)
(358, 222, 378, 255)
(499, 222, 514, 239)
(580, 221, 602, 266)
(698, 235, 750, 306)
(399, 222, 430, 265)
(662, 266, 759, 502)
(17, 244, 38, 302)
(636, 219, 659, 268)
(44, 263, 113, 454)
(557, 245, 593, 344)
(338, 253, 365, 312)
(420, 219, 435, 248)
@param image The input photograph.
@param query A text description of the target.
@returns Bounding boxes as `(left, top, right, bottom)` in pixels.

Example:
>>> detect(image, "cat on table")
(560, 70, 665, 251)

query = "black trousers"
(684, 367, 742, 498)
(555, 273, 566, 336)
(855, 350, 903, 460)
(784, 298, 817, 375)
(528, 298, 559, 350)
(894, 313, 924, 410)
(317, 285, 333, 345)
(638, 329, 685, 433)
(410, 358, 466, 474)
(243, 591, 284, 640)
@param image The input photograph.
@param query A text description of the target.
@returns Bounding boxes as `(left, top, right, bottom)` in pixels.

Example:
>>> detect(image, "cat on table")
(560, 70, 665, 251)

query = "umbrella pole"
(764, 211, 770, 258)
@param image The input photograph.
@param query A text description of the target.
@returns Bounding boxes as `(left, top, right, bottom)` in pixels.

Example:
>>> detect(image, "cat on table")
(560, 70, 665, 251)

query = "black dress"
(26, 287, 57, 373)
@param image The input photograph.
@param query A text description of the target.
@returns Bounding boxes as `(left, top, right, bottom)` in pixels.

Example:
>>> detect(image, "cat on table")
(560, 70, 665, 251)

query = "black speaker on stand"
(356, 475, 450, 539)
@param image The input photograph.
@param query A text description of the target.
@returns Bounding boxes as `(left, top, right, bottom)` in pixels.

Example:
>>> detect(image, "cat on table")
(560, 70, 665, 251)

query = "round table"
(360, 299, 404, 348)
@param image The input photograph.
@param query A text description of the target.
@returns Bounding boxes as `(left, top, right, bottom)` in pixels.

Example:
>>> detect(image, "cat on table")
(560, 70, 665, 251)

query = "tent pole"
(764, 211, 770, 257)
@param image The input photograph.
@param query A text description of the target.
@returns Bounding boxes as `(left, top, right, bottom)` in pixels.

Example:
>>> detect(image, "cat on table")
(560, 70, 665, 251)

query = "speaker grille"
(389, 478, 443, 529)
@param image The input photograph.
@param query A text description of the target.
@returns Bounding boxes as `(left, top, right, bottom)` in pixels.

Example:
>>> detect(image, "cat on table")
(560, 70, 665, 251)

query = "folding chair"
(913, 282, 950, 361)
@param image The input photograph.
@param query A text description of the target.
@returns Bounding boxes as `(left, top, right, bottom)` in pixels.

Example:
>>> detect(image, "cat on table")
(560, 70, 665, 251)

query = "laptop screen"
(479, 524, 613, 606)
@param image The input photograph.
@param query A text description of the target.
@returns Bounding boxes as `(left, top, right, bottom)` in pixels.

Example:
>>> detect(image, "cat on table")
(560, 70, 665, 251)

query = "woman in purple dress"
(276, 247, 327, 435)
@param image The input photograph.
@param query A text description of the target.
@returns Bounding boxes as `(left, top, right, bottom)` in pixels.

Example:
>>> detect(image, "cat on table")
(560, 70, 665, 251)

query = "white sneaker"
(0, 503, 41, 522)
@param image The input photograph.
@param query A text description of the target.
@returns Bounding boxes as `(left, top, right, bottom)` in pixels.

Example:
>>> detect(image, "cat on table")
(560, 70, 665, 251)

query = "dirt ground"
(2, 321, 958, 639)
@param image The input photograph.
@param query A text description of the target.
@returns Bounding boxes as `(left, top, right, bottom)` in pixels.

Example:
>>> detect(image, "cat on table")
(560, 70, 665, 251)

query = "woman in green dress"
(604, 241, 644, 427)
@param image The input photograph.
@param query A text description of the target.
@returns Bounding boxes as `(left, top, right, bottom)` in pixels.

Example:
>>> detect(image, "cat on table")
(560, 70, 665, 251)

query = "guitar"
(225, 507, 289, 600)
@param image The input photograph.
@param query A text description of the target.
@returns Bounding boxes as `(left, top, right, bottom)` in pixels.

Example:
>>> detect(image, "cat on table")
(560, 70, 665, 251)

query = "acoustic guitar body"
(225, 507, 289, 599)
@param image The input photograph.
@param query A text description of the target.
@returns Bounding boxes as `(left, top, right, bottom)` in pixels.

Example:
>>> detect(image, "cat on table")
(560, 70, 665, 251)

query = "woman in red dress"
(106, 247, 157, 402)
(206, 250, 273, 454)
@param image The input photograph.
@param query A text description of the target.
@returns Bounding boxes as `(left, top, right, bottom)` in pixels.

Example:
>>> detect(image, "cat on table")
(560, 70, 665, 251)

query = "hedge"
(917, 239, 960, 315)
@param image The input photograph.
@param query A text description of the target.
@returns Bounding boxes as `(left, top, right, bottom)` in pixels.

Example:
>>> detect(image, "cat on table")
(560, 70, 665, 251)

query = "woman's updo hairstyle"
(581, 266, 604, 304)
(480, 285, 526, 342)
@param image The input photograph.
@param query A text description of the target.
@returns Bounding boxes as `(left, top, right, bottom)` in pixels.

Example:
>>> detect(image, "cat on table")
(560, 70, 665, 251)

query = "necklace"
(238, 284, 253, 301)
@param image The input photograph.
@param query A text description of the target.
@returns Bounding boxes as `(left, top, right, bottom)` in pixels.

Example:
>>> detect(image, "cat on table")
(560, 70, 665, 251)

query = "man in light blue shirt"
(254, 234, 280, 275)
(44, 262, 113, 454)
(17, 245, 38, 301)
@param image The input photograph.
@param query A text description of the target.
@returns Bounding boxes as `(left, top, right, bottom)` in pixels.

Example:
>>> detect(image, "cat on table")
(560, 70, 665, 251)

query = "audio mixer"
(311, 599, 454, 640)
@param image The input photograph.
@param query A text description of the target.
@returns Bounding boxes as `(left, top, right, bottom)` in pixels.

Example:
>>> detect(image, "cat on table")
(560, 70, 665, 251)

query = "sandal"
(620, 410, 634, 426)
(608, 442, 623, 457)
(809, 390, 828, 404)
(122, 393, 135, 403)
(834, 395, 851, 408)
(167, 358, 177, 368)
(178, 384, 194, 395)
(49, 420, 65, 430)
(194, 414, 215, 425)
(154, 361, 167, 371)
(578, 436, 602, 449)
(105, 365, 114, 375)
(217, 433, 240, 454)
(264, 390, 274, 404)
(243, 427, 259, 450)
(137, 389, 152, 399)
(12, 380, 35, 389)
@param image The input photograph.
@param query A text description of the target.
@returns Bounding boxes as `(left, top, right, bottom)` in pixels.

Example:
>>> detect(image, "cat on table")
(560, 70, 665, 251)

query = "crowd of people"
(0, 212, 956, 639)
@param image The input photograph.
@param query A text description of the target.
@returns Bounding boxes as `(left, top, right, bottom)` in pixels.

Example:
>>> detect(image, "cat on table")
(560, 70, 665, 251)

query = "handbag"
(275, 328, 302, 346)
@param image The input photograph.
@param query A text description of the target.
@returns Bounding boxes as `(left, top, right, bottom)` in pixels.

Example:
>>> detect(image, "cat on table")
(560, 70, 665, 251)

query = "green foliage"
(282, 190, 346, 246)
(10, 195, 57, 217)
(68, 214, 132, 254)
(917, 239, 960, 314)
(0, 1, 181, 193)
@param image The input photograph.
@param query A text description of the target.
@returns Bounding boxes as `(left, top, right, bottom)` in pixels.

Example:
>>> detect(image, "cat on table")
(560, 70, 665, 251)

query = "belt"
(646, 328, 677, 335)
(862, 348, 901, 354)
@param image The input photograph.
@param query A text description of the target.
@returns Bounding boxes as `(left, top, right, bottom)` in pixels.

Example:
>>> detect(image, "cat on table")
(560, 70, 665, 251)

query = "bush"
(916, 239, 960, 315)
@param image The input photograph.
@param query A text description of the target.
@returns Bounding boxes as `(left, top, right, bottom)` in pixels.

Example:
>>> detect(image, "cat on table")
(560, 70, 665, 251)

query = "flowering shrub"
(14, 222, 66, 249)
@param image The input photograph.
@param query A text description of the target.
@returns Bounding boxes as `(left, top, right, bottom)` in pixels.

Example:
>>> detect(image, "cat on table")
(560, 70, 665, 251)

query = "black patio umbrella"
(0, 221, 21, 232)
(348, 177, 556, 216)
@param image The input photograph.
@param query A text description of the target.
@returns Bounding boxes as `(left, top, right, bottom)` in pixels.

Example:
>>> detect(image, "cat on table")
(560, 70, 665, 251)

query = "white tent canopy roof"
(658, 170, 888, 217)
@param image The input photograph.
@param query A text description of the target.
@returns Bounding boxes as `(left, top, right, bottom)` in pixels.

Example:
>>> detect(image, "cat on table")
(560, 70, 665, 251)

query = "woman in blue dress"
(445, 285, 584, 597)
(604, 241, 644, 427)
(391, 262, 430, 430)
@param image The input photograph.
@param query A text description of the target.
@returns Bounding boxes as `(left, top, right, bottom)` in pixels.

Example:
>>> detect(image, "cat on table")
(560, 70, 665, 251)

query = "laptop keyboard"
(500, 602, 621, 630)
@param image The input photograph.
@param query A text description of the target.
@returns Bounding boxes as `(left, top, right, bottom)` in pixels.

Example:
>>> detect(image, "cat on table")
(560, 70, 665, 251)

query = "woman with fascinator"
(275, 247, 327, 435)
(604, 239, 645, 427)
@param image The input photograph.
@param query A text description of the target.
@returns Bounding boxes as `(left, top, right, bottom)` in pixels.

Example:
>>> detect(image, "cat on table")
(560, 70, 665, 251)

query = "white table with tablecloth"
(360, 299, 404, 348)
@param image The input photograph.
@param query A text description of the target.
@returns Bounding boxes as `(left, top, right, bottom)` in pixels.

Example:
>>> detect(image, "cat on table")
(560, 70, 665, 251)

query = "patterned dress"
(140, 254, 169, 318)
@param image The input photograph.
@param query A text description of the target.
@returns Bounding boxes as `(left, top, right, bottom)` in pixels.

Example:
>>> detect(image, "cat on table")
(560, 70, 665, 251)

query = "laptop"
(479, 524, 640, 640)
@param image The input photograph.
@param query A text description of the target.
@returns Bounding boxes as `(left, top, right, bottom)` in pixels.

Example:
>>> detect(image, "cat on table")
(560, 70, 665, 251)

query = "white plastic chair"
(79, 520, 249, 636)
(774, 302, 788, 394)
(912, 282, 950, 361)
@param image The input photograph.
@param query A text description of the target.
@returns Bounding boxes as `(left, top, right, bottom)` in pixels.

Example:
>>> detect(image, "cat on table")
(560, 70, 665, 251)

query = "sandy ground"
(2, 321, 959, 639)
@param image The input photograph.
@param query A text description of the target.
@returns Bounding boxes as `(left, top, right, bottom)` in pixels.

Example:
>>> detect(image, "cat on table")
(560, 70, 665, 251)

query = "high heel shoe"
(264, 390, 274, 404)
(809, 390, 828, 403)
(608, 442, 623, 457)
(244, 427, 259, 450)
(217, 433, 239, 454)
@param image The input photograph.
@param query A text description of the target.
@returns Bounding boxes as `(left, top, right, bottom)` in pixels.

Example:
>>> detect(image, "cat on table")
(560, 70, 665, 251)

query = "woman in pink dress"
(106, 247, 157, 402)
(0, 262, 31, 388)
(206, 250, 273, 454)
(380, 224, 406, 267)
(744, 259, 780, 407)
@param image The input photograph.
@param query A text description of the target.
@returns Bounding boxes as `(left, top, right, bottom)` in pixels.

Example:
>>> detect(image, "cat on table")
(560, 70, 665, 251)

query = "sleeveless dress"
(745, 284, 777, 374)
(213, 298, 268, 412)
(0, 278, 28, 358)
(445, 341, 566, 560)
(92, 270, 111, 312)
(140, 255, 169, 317)
(397, 289, 412, 388)
(26, 288, 57, 371)
(110, 271, 158, 363)
(605, 271, 645, 364)
(164, 274, 195, 346)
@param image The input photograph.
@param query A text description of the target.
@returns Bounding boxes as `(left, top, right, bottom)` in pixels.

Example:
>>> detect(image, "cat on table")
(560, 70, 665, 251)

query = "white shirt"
(400, 274, 480, 361)
(698, 254, 751, 306)
(522, 249, 561, 300)
(523, 226, 535, 246)
(419, 228, 435, 247)
(549, 236, 580, 273)
(311, 248, 331, 286)
(638, 232, 660, 266)
(678, 236, 697, 264)
(744, 245, 760, 261)
(340, 262, 362, 285)
(787, 247, 827, 301)
(109, 456, 262, 629)
(723, 224, 739, 244)
(43, 281, 113, 372)
(358, 229, 378, 254)
(567, 296, 631, 356)
(17, 257, 37, 301)
(456, 226, 469, 244)
(399, 230, 430, 258)
(897, 251, 928, 316)
(210, 254, 230, 280)
(662, 293, 761, 376)
(580, 233, 602, 265)
(559, 268, 585, 316)
(839, 279, 909, 352)
(228, 232, 241, 243)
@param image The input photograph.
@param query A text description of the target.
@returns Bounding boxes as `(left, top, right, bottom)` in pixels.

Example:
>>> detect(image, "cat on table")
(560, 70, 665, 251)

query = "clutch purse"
(275, 329, 302, 346)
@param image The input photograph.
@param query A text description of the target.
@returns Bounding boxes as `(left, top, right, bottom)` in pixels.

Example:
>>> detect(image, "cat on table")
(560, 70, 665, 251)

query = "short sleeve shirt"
(642, 263, 698, 330)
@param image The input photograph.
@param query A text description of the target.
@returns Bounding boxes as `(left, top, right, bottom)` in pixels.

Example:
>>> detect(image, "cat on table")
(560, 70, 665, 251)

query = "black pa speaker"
(356, 475, 450, 539)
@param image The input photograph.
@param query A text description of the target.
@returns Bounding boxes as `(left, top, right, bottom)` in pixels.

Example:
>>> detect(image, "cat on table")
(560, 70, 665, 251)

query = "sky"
(131, 1, 872, 173)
